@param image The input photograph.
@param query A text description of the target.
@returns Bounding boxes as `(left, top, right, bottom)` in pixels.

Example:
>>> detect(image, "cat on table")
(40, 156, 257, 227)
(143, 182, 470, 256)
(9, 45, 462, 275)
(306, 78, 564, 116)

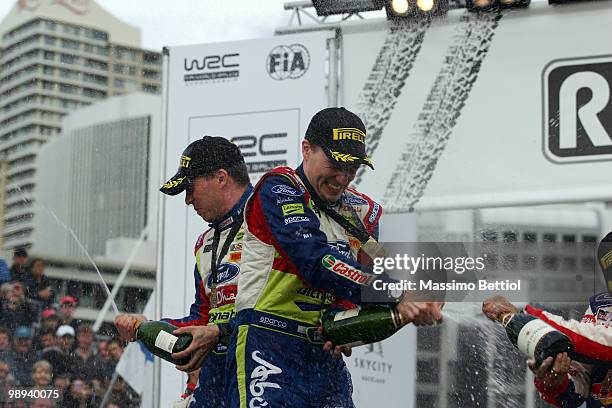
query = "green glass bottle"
(135, 321, 193, 365)
(321, 305, 402, 347)
(501, 312, 574, 367)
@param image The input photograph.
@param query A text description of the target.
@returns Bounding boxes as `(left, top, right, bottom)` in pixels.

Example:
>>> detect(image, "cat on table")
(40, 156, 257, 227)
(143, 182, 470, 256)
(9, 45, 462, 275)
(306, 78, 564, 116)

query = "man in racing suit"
(225, 107, 443, 408)
(115, 136, 252, 408)
(483, 231, 612, 407)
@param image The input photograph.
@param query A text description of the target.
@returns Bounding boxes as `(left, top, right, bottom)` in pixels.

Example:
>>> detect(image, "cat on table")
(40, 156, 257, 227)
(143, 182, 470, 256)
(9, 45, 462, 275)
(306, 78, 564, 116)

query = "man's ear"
(217, 169, 229, 185)
(302, 139, 311, 159)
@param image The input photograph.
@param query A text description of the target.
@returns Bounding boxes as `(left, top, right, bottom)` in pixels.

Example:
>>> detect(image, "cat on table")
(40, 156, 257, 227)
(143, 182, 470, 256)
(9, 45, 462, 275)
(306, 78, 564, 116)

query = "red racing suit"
(526, 292, 612, 407)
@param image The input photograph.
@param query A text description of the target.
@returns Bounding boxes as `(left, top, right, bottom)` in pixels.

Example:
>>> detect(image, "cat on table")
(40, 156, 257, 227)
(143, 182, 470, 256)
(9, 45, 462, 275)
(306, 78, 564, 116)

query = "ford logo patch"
(208, 263, 240, 286)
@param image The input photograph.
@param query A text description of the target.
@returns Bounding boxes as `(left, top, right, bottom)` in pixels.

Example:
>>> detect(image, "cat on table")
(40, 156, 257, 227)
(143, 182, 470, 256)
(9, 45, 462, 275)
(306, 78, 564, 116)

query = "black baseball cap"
(160, 136, 244, 196)
(305, 107, 373, 169)
(598, 231, 612, 292)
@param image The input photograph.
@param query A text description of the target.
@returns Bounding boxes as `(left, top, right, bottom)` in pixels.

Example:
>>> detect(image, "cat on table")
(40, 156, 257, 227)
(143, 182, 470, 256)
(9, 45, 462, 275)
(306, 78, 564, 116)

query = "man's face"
(58, 335, 74, 351)
(54, 376, 70, 392)
(302, 141, 358, 203)
(32, 365, 52, 386)
(0, 333, 9, 351)
(184, 174, 224, 222)
(108, 341, 122, 360)
(31, 261, 45, 278)
(13, 255, 27, 266)
(0, 362, 9, 379)
(12, 283, 24, 299)
(77, 330, 94, 348)
(97, 340, 109, 358)
(60, 302, 76, 318)
(14, 337, 31, 353)
(39, 333, 55, 349)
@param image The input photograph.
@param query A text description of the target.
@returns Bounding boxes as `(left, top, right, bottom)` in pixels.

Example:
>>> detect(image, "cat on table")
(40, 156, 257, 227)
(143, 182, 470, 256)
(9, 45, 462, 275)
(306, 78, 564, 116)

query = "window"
(114, 48, 124, 59)
(503, 231, 517, 242)
(61, 39, 80, 50)
(523, 232, 537, 242)
(60, 54, 77, 64)
(481, 230, 497, 241)
(543, 233, 556, 242)
(142, 84, 159, 94)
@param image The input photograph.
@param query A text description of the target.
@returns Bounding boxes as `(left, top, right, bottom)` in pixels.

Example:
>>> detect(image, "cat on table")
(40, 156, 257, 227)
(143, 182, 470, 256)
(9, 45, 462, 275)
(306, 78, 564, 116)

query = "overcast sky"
(0, 0, 301, 51)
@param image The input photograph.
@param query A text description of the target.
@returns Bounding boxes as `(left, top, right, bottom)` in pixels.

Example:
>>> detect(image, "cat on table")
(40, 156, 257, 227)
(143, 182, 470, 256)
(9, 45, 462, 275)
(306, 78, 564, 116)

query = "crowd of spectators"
(0, 249, 140, 407)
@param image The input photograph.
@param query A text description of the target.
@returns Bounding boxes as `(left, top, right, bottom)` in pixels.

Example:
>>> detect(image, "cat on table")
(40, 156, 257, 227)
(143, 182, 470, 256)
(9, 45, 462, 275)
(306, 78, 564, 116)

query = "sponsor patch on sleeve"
(284, 216, 310, 225)
(271, 184, 303, 197)
(368, 203, 381, 224)
(321, 254, 373, 285)
(281, 203, 305, 216)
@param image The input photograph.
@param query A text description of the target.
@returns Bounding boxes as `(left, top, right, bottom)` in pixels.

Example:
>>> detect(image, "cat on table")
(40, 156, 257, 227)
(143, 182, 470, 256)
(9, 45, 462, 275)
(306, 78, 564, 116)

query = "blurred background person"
(0, 282, 38, 331)
(0, 327, 11, 359)
(9, 248, 29, 284)
(24, 259, 54, 308)
(62, 378, 97, 408)
(58, 296, 80, 330)
(106, 339, 123, 372)
(5, 325, 40, 386)
(73, 324, 96, 381)
(34, 327, 57, 352)
(40, 308, 60, 333)
(31, 360, 53, 390)
(41, 325, 76, 379)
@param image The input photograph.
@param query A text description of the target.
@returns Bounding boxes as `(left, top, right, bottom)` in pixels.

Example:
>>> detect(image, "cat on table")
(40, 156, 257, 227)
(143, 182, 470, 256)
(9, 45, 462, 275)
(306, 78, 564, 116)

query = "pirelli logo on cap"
(332, 128, 365, 144)
(180, 155, 191, 168)
(600, 249, 612, 270)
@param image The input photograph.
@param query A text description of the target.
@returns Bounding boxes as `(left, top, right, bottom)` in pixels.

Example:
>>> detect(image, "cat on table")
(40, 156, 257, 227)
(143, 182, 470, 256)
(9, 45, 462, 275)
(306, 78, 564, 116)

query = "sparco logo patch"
(271, 185, 302, 197)
(284, 216, 309, 225)
(258, 316, 288, 329)
(266, 44, 310, 80)
(183, 53, 240, 84)
(321, 255, 373, 285)
(543, 56, 612, 163)
(368, 203, 380, 224)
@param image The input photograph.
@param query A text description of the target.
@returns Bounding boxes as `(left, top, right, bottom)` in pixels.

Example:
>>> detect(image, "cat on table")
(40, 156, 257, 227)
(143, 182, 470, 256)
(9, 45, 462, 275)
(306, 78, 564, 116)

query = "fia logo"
(543, 56, 612, 163)
(266, 44, 310, 80)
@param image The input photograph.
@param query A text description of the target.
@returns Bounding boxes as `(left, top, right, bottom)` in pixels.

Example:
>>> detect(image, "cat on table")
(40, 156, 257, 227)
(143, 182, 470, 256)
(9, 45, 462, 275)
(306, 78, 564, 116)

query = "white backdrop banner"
(341, 1, 612, 212)
(159, 31, 329, 406)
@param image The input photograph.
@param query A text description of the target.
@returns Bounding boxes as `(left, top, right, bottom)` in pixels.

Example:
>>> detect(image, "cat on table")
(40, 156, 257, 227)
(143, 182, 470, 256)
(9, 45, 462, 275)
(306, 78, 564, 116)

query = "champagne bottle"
(321, 305, 402, 347)
(501, 312, 574, 366)
(135, 321, 193, 365)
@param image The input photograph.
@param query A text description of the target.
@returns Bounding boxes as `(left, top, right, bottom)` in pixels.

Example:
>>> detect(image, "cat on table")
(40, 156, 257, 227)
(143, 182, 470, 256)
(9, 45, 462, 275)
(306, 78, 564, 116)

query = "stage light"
(466, 0, 529, 11)
(417, 0, 435, 11)
(386, 0, 448, 17)
(390, 0, 411, 14)
(311, 0, 385, 16)
(466, 0, 495, 10)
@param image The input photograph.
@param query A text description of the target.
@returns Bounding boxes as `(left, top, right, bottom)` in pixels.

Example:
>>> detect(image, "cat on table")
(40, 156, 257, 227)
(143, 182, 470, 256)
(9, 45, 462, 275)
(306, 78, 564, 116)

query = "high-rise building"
(32, 92, 161, 263)
(0, 0, 162, 250)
